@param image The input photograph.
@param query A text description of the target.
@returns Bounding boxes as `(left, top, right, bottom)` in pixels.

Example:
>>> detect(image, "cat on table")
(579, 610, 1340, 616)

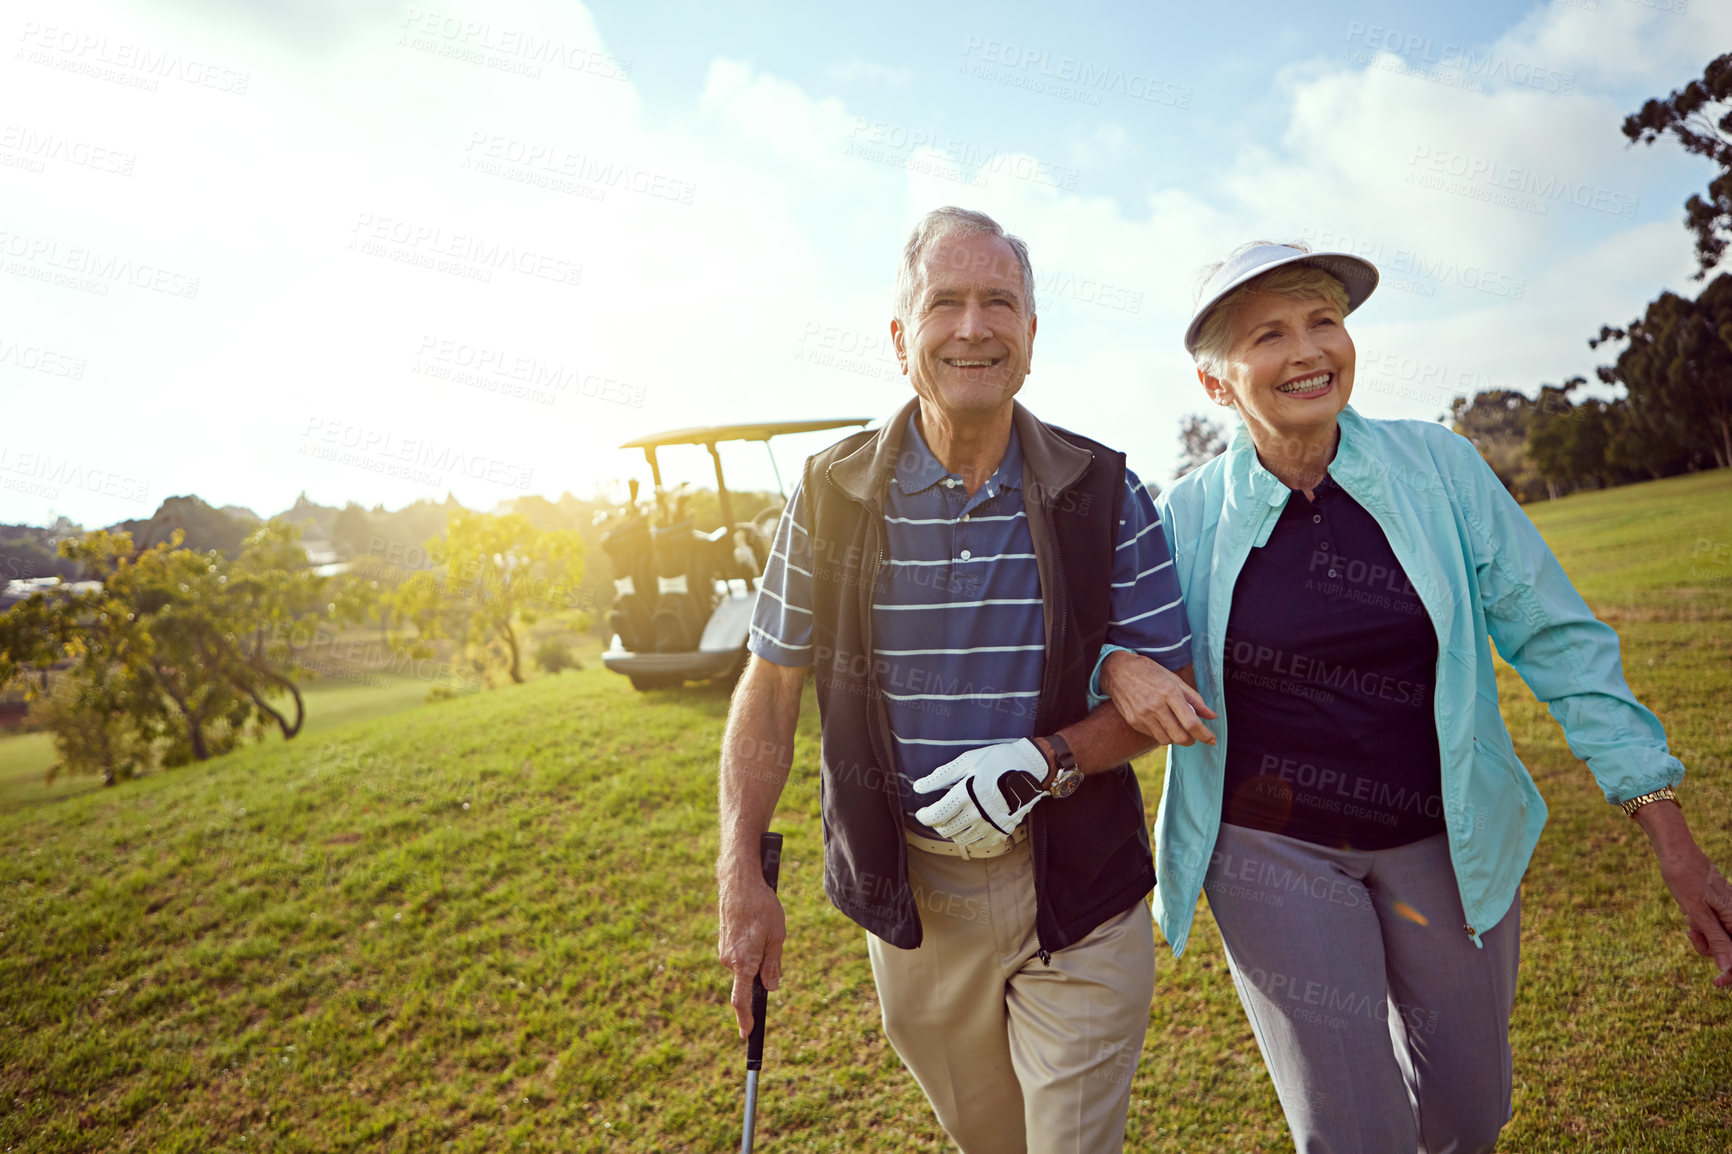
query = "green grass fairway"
(2, 472, 1729, 1151)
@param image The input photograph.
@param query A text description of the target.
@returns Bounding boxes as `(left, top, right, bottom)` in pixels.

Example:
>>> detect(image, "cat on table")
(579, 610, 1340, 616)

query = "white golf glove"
(912, 739, 1051, 847)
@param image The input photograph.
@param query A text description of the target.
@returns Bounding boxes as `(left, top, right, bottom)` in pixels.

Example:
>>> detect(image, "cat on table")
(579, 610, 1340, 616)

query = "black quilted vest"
(801, 399, 1155, 951)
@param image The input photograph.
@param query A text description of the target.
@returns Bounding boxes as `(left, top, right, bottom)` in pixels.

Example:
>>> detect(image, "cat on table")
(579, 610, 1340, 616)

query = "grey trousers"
(1204, 824, 1521, 1154)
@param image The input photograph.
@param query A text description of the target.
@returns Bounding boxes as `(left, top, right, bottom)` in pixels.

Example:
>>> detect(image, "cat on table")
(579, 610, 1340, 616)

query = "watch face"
(1050, 768, 1083, 799)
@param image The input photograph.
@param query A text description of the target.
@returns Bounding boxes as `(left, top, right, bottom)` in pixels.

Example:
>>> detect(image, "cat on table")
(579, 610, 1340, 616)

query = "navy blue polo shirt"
(750, 413, 1192, 832)
(1220, 474, 1445, 850)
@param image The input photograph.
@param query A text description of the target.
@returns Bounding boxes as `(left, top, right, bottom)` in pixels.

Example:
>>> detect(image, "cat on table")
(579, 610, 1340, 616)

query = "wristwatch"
(1620, 785, 1678, 818)
(1041, 733, 1083, 799)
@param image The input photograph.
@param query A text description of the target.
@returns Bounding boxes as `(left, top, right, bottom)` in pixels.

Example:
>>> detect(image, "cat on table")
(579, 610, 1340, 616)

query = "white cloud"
(822, 59, 913, 89)
(3, 0, 1724, 523)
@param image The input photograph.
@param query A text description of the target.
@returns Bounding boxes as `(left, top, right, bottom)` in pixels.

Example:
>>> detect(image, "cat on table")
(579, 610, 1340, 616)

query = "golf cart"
(600, 418, 869, 691)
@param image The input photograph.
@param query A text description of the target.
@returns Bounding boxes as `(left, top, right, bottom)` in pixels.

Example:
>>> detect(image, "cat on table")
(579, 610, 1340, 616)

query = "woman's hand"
(1100, 651, 1218, 746)
(1634, 800, 1732, 988)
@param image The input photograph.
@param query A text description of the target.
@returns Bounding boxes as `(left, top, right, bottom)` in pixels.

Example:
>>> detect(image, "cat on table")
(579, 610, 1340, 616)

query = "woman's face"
(1200, 292, 1355, 454)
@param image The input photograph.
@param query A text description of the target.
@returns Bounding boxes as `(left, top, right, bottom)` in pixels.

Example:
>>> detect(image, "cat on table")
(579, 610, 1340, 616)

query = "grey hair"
(893, 207, 1037, 325)
(1192, 240, 1349, 378)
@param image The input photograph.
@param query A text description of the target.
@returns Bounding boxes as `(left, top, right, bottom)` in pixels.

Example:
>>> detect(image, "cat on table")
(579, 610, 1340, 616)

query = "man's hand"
(912, 739, 1050, 846)
(716, 655, 804, 1036)
(1101, 652, 1217, 746)
(717, 872, 786, 1037)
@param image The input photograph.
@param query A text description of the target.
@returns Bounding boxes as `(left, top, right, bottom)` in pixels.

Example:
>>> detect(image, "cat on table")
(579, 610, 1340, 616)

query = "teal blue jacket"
(1099, 406, 1684, 955)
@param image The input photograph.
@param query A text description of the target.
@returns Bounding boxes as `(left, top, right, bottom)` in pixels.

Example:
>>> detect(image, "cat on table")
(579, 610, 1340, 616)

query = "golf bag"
(601, 511, 657, 653)
(649, 517, 722, 652)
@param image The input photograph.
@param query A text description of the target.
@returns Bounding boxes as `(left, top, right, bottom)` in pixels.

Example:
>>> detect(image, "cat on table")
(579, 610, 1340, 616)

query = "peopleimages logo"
(412, 335, 646, 408)
(0, 445, 150, 503)
(0, 228, 200, 298)
(844, 119, 1079, 190)
(15, 21, 251, 94)
(1298, 228, 1527, 299)
(398, 7, 631, 81)
(461, 132, 696, 205)
(0, 125, 136, 176)
(1343, 22, 1575, 94)
(958, 37, 1193, 109)
(299, 418, 535, 490)
(0, 335, 85, 379)
(347, 212, 583, 288)
(1407, 147, 1639, 219)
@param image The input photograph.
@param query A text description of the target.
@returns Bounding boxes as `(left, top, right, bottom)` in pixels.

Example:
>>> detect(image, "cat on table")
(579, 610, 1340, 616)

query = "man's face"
(892, 231, 1037, 423)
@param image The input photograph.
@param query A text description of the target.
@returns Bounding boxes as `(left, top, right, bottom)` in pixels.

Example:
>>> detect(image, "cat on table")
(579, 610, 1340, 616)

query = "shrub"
(35, 672, 157, 786)
(535, 638, 580, 674)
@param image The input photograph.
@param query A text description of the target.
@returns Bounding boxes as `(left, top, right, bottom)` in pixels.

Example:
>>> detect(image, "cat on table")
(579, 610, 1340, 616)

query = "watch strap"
(1043, 733, 1082, 798)
(1621, 785, 1678, 818)
(1045, 731, 1077, 773)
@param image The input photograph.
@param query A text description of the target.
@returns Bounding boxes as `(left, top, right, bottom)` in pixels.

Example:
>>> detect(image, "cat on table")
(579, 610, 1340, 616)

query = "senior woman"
(1099, 242, 1732, 1153)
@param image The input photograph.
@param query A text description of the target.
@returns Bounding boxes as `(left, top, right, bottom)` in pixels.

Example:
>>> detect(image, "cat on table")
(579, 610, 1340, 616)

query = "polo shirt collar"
(893, 412, 1023, 497)
(1231, 404, 1369, 506)
(829, 397, 1088, 504)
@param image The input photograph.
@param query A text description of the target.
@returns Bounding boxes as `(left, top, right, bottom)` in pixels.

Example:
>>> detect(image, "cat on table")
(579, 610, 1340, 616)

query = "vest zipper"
(1029, 489, 1071, 967)
(858, 507, 908, 922)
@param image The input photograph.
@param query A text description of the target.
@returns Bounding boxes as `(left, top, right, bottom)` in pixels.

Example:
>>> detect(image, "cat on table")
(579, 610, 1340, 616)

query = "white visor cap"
(1184, 245, 1380, 357)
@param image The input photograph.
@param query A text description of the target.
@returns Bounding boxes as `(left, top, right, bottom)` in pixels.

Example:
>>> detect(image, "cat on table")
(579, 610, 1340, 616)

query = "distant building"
(0, 575, 103, 613)
(300, 535, 339, 566)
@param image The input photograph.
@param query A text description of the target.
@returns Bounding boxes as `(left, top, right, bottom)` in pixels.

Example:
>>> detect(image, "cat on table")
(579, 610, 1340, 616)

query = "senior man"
(716, 207, 1208, 1152)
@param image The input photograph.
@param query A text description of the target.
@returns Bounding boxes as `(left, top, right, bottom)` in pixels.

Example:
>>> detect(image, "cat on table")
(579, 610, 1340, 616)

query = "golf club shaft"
(741, 831, 783, 1154)
(741, 1069, 760, 1152)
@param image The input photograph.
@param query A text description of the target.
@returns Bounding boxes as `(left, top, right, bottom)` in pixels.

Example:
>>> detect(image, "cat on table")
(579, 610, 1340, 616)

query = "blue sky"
(1, 0, 1724, 526)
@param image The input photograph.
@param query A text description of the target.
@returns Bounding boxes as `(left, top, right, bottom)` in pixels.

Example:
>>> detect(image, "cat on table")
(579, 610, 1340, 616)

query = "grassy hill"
(1, 469, 1728, 1152)
(0, 673, 441, 814)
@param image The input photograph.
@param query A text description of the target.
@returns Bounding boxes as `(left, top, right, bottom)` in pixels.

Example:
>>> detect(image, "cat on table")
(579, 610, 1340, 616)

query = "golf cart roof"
(619, 418, 870, 451)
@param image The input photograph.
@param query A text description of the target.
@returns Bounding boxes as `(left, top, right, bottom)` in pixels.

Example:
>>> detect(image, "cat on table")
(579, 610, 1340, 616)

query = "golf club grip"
(746, 831, 783, 1070)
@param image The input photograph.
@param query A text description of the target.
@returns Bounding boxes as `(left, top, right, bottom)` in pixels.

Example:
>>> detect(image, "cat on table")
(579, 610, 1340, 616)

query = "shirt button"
(1312, 514, 1322, 524)
(1320, 541, 1330, 550)
(1328, 569, 1338, 578)
(960, 549, 972, 560)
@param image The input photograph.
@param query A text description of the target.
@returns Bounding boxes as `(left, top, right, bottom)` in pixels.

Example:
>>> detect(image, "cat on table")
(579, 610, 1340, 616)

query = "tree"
(1623, 53, 1732, 280)
(1590, 283, 1732, 473)
(0, 527, 82, 583)
(1685, 272, 1732, 467)
(1526, 380, 1583, 499)
(1524, 378, 1629, 498)
(0, 521, 334, 781)
(1175, 414, 1229, 479)
(30, 663, 154, 786)
(381, 510, 586, 686)
(1450, 390, 1548, 501)
(330, 502, 375, 559)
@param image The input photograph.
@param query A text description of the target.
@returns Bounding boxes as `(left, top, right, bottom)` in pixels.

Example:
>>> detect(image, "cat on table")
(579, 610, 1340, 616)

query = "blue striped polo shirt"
(750, 413, 1192, 830)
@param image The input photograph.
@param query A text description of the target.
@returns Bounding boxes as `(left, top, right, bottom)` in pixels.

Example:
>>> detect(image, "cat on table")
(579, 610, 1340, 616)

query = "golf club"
(740, 830, 783, 1154)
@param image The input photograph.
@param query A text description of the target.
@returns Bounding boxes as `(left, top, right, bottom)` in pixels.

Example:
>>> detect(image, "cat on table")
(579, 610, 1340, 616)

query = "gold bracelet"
(1620, 785, 1678, 818)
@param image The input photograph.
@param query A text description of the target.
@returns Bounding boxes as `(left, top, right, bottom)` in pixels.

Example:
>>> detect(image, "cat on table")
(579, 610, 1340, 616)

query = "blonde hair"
(1192, 243, 1351, 378)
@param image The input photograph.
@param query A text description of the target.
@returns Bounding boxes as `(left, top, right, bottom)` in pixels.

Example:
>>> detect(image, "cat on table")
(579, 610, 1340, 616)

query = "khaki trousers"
(867, 835, 1156, 1153)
